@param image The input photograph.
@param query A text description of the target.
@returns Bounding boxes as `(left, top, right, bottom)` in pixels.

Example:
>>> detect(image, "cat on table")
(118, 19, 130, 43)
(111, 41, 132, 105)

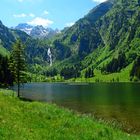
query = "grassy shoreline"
(0, 89, 140, 140)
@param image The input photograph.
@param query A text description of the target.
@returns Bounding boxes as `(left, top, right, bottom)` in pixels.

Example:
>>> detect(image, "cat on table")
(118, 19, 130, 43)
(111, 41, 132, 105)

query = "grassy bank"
(0, 89, 139, 140)
(69, 64, 133, 83)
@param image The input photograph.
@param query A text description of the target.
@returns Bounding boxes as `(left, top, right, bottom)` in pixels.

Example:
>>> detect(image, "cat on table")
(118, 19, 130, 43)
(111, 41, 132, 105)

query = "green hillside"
(46, 0, 140, 82)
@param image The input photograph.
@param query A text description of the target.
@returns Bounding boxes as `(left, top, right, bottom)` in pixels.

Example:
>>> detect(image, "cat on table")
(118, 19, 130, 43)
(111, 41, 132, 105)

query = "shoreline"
(0, 89, 140, 139)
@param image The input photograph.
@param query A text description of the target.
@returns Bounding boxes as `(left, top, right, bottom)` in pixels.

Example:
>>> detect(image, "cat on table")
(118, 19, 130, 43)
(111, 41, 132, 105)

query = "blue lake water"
(15, 83, 140, 134)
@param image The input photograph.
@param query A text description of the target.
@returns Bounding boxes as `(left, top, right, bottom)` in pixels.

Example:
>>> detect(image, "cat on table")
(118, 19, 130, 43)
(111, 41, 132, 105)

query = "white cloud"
(43, 10, 49, 16)
(13, 13, 27, 18)
(27, 17, 53, 27)
(92, 0, 107, 3)
(13, 13, 35, 18)
(66, 22, 75, 27)
(29, 13, 35, 17)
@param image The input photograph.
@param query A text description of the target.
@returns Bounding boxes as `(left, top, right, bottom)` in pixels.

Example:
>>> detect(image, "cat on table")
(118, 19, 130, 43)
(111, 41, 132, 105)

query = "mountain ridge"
(15, 23, 60, 39)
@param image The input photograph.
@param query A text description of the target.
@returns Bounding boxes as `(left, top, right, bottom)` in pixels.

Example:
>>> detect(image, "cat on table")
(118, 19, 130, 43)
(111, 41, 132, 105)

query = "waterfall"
(47, 48, 52, 66)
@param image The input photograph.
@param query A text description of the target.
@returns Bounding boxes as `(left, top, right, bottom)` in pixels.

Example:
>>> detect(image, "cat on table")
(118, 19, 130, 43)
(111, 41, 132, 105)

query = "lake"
(16, 83, 140, 134)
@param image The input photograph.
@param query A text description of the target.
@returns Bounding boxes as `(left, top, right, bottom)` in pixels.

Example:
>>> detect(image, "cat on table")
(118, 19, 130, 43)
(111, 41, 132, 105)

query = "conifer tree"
(10, 40, 26, 97)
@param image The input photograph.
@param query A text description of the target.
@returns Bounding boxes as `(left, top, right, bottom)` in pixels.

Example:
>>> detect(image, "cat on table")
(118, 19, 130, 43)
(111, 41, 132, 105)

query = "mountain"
(15, 23, 33, 35)
(51, 0, 114, 60)
(49, 0, 140, 81)
(15, 23, 60, 39)
(0, 20, 51, 65)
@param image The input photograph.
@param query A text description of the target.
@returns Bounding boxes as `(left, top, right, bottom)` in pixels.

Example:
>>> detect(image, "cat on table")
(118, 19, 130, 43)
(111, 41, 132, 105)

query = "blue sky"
(0, 0, 106, 29)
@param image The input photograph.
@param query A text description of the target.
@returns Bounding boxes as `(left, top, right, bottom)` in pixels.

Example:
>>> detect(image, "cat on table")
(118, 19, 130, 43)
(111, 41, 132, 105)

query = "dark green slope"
(0, 21, 16, 50)
(93, 0, 140, 69)
(51, 1, 113, 60)
(0, 21, 50, 65)
(97, 0, 140, 49)
(85, 0, 114, 23)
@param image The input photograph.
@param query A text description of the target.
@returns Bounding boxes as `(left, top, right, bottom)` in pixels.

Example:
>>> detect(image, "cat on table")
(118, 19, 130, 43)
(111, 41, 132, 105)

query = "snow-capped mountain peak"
(14, 23, 60, 39)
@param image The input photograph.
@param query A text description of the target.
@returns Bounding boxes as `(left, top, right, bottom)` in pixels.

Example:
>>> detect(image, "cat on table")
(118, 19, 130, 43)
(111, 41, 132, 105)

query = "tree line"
(102, 52, 127, 73)
(0, 55, 13, 86)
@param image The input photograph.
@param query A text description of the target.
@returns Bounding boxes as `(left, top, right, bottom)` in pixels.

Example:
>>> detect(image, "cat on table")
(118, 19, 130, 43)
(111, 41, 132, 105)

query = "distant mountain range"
(14, 23, 60, 39)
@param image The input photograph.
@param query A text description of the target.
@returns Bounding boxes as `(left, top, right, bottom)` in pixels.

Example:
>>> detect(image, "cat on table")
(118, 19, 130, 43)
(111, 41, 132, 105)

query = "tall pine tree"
(10, 40, 26, 97)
